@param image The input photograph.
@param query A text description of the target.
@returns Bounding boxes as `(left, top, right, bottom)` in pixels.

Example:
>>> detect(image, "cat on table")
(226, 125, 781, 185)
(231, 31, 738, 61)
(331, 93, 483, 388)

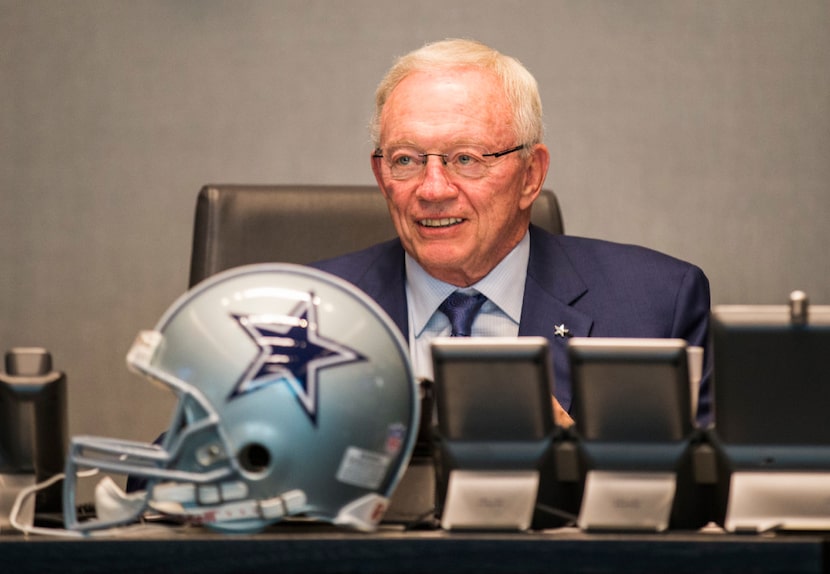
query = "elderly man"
(313, 38, 712, 427)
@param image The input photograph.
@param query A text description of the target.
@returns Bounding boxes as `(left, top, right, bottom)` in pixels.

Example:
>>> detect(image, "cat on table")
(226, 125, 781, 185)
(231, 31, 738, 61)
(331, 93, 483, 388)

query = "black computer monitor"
(567, 338, 710, 530)
(710, 302, 830, 530)
(430, 337, 565, 529)
(433, 337, 554, 444)
(570, 338, 692, 443)
(712, 304, 830, 452)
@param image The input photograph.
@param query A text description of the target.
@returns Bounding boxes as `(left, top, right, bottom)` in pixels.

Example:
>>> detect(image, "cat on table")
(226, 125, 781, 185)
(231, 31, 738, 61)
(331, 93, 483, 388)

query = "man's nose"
(415, 156, 458, 201)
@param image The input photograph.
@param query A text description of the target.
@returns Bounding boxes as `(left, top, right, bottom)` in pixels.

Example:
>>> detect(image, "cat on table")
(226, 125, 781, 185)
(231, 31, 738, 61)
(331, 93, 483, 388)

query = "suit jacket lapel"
(348, 242, 409, 338)
(519, 227, 594, 410)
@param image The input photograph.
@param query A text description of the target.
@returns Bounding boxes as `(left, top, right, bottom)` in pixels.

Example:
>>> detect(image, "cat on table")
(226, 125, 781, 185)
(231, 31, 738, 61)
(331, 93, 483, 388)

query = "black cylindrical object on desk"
(0, 347, 67, 515)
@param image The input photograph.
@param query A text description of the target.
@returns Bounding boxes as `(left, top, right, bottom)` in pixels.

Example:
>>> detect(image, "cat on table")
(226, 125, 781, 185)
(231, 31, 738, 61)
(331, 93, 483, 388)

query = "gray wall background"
(2, 1, 828, 452)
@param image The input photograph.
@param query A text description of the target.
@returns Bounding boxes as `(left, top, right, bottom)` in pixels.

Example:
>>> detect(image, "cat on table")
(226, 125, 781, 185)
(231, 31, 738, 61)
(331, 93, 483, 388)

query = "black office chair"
(188, 184, 564, 287)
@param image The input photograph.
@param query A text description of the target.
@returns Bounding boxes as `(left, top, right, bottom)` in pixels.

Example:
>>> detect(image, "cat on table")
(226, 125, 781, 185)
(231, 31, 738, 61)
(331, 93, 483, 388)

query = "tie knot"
(438, 291, 487, 337)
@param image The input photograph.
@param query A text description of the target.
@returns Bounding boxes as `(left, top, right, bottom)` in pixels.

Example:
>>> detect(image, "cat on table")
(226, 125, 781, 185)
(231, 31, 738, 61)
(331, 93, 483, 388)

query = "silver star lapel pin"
(554, 323, 570, 338)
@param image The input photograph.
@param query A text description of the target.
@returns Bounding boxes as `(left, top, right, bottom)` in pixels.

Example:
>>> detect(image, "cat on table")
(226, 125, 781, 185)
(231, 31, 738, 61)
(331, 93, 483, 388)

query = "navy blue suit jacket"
(311, 224, 712, 426)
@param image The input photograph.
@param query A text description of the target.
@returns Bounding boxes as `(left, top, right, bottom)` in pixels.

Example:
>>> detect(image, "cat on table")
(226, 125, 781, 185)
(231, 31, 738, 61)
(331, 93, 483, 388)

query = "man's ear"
(371, 153, 391, 199)
(519, 143, 551, 210)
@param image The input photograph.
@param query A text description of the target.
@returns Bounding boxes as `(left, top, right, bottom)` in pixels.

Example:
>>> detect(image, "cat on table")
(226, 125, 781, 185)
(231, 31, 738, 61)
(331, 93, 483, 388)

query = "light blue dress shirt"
(405, 231, 530, 382)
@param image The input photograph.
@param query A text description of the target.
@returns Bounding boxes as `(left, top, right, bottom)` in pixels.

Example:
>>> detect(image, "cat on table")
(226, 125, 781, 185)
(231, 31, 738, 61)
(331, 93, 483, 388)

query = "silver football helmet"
(63, 264, 418, 533)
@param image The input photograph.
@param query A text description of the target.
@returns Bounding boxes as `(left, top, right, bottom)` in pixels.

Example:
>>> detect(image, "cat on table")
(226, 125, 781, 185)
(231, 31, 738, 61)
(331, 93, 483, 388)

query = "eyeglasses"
(372, 144, 525, 181)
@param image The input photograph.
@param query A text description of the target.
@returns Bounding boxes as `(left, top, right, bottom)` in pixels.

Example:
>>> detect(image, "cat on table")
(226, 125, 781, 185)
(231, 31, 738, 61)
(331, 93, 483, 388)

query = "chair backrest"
(188, 184, 564, 287)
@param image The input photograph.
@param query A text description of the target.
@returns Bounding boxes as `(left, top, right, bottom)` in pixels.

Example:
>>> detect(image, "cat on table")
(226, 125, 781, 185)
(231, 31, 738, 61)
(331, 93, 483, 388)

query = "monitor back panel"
(712, 305, 830, 446)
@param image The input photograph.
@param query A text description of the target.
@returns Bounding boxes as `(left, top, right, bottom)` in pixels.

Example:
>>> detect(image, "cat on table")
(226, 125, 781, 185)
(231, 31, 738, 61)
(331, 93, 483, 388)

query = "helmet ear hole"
(238, 443, 271, 474)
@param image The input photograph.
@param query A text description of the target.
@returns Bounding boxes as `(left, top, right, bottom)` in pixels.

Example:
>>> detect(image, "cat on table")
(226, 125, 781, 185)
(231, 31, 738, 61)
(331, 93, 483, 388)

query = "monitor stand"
(577, 470, 677, 532)
(726, 471, 830, 532)
(440, 470, 539, 531)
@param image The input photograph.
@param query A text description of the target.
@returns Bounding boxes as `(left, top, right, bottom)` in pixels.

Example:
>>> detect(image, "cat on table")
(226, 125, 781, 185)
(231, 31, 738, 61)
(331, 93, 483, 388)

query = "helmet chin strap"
(146, 480, 307, 530)
(94, 476, 147, 525)
(94, 476, 387, 533)
(333, 493, 390, 531)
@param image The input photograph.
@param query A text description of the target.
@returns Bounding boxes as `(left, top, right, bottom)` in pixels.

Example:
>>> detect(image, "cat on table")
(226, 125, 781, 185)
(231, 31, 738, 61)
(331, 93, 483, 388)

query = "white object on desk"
(0, 473, 35, 532)
(726, 472, 830, 532)
(578, 470, 677, 532)
(441, 470, 539, 531)
(687, 345, 704, 421)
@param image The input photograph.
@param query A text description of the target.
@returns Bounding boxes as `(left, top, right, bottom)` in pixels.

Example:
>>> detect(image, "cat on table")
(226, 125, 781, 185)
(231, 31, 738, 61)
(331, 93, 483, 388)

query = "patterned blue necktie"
(438, 291, 487, 337)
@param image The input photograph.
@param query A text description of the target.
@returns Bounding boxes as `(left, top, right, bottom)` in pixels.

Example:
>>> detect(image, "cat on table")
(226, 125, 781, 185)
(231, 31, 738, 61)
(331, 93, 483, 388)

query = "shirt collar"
(406, 231, 530, 337)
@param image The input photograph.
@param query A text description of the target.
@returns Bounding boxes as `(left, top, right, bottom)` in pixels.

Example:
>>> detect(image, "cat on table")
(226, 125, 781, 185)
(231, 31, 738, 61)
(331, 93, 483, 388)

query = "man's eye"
(453, 153, 480, 166)
(393, 154, 417, 167)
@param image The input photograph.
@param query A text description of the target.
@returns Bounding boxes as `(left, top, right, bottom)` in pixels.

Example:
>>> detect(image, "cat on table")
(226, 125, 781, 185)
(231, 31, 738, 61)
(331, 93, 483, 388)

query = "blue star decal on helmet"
(230, 293, 365, 423)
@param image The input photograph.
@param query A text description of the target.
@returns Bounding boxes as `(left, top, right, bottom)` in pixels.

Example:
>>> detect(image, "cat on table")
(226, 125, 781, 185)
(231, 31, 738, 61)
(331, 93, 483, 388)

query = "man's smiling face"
(372, 67, 548, 287)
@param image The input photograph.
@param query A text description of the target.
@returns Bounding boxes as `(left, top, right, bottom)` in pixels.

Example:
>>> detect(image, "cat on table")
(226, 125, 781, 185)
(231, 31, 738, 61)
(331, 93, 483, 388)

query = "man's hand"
(553, 397, 574, 428)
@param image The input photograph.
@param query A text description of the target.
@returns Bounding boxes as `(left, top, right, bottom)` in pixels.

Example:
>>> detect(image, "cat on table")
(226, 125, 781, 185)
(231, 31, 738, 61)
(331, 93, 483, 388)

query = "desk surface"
(1, 524, 827, 574)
